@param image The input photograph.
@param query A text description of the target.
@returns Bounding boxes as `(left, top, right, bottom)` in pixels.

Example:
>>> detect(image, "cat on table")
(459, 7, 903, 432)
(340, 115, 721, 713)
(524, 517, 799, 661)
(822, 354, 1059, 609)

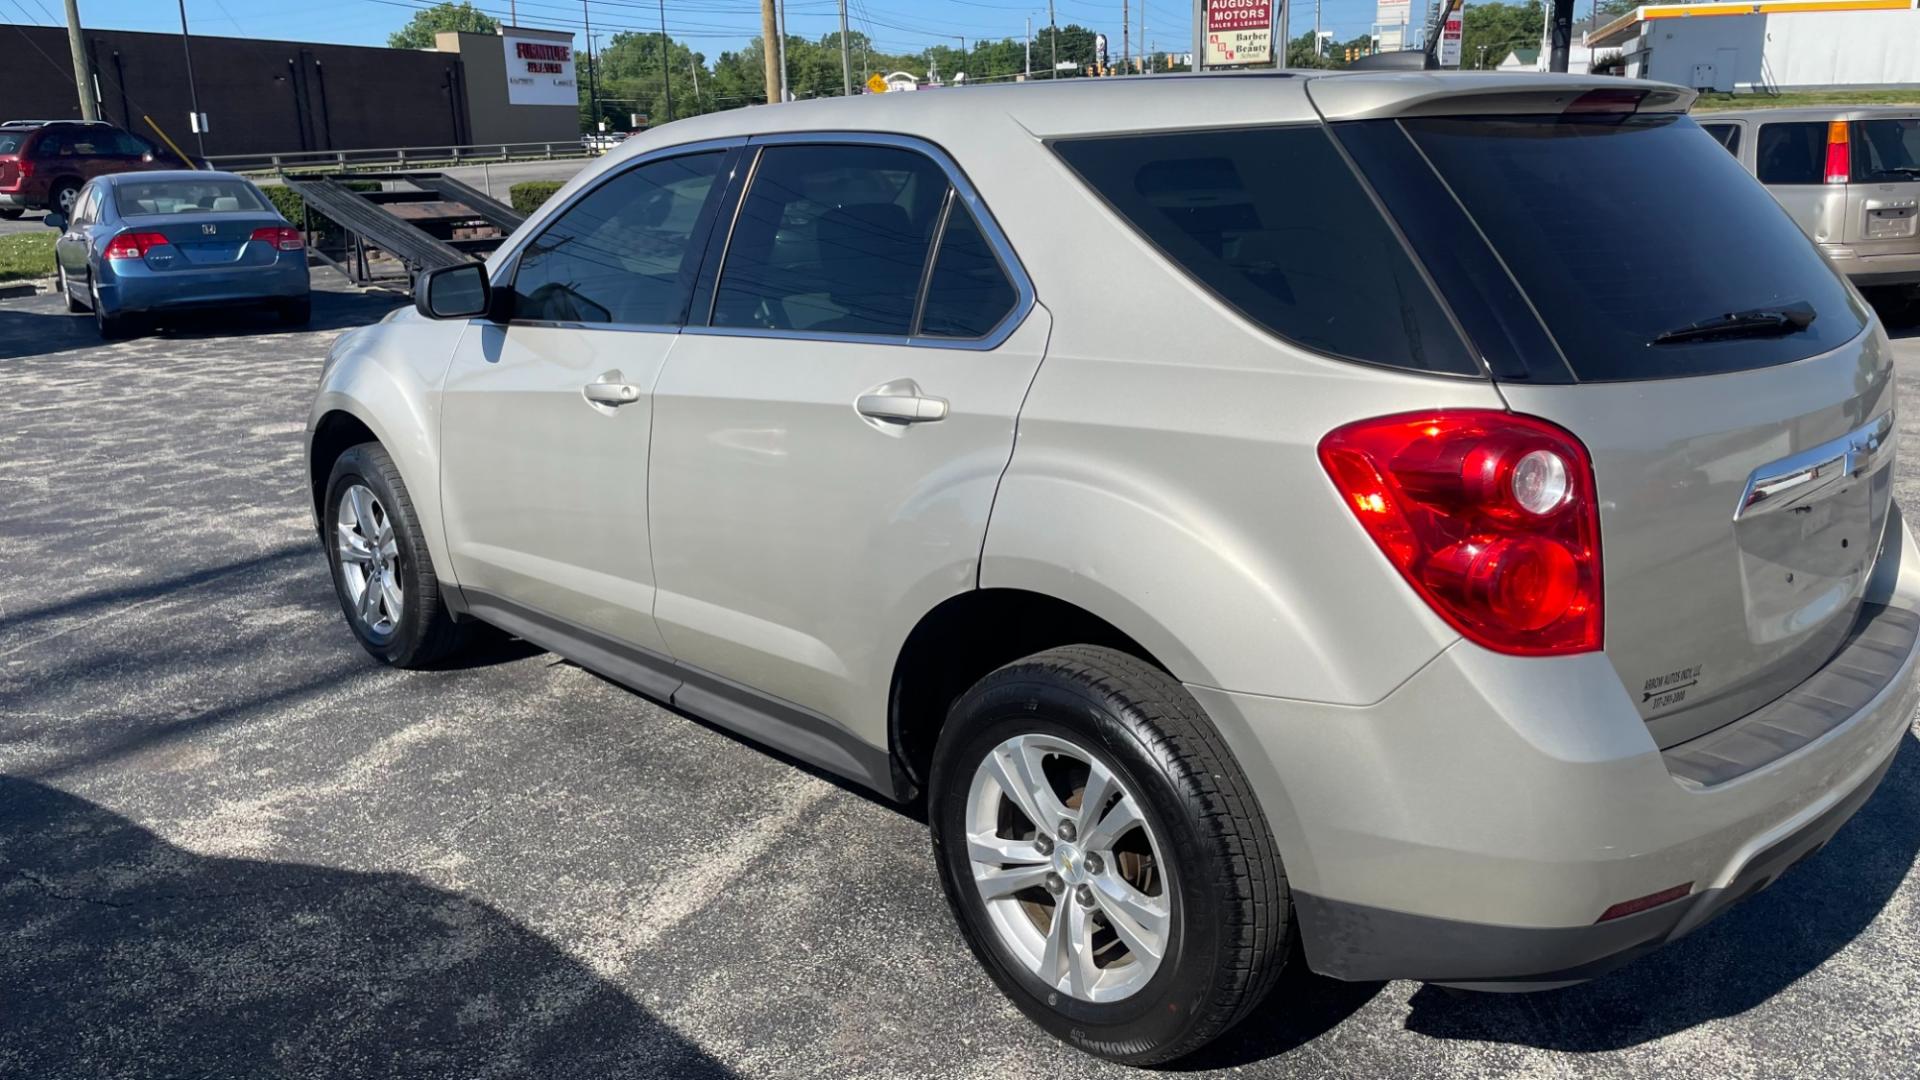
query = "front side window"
(510, 151, 724, 325)
(114, 178, 268, 216)
(712, 143, 949, 336)
(1756, 121, 1826, 184)
(1853, 118, 1920, 183)
(1052, 126, 1474, 374)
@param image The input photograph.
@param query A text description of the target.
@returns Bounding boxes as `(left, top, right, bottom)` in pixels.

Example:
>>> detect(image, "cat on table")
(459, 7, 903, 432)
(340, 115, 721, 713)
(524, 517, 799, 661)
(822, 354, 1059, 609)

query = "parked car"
(49, 170, 311, 338)
(1699, 106, 1920, 290)
(0, 120, 191, 220)
(307, 73, 1920, 1064)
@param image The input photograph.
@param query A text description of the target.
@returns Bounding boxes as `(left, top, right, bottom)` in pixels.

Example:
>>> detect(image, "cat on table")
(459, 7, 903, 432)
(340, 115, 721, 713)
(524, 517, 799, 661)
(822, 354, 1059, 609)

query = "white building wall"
(1632, 11, 1920, 91)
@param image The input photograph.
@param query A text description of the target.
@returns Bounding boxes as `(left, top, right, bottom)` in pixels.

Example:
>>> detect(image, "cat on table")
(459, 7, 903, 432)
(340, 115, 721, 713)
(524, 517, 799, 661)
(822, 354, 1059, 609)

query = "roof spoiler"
(1308, 73, 1696, 122)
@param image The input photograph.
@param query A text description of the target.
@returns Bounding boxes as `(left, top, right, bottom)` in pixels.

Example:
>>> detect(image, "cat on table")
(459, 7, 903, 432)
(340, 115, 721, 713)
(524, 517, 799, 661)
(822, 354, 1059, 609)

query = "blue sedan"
(48, 170, 311, 339)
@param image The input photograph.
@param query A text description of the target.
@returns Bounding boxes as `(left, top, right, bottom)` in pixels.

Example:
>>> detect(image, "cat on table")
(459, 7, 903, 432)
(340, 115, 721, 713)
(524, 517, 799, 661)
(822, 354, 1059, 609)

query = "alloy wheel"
(964, 732, 1172, 1003)
(335, 483, 403, 640)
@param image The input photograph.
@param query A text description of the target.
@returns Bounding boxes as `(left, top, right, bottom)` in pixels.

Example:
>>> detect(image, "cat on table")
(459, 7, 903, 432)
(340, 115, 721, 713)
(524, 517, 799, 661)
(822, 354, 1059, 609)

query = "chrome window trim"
(489, 136, 747, 332)
(688, 129, 1037, 354)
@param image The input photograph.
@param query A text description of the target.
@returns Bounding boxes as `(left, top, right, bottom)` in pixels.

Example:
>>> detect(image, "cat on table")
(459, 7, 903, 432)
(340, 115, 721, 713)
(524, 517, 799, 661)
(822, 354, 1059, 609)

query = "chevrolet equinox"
(307, 72, 1920, 1064)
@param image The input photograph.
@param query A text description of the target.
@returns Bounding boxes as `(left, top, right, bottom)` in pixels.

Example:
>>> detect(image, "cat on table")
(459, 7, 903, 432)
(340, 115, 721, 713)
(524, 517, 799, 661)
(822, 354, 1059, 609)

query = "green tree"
(1461, 0, 1545, 69)
(387, 1, 498, 50)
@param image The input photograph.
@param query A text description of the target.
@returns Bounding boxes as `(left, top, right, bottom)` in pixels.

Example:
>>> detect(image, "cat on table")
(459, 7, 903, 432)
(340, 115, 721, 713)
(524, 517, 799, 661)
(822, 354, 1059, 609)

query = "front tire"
(323, 442, 470, 667)
(929, 646, 1291, 1066)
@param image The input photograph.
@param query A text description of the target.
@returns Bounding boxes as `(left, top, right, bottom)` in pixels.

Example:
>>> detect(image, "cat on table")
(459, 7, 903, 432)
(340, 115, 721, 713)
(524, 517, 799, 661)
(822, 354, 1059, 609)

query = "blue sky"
(7, 0, 1469, 61)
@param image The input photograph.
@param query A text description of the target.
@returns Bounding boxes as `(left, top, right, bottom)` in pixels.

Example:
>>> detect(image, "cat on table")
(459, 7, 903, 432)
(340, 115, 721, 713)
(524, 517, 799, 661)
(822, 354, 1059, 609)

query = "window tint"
(109, 131, 151, 157)
(0, 133, 23, 155)
(1053, 126, 1474, 375)
(918, 198, 1018, 337)
(1700, 123, 1741, 155)
(1402, 114, 1865, 382)
(32, 130, 71, 157)
(511, 151, 722, 325)
(1756, 121, 1826, 184)
(1854, 118, 1920, 182)
(713, 144, 948, 336)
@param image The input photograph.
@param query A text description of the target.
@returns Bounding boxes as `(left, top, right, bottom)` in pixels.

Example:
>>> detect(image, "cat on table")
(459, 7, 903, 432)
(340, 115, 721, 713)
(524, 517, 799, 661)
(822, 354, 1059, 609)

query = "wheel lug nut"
(1076, 884, 1095, 907)
(1034, 835, 1053, 855)
(1057, 821, 1077, 842)
(1084, 853, 1104, 875)
(1044, 872, 1064, 895)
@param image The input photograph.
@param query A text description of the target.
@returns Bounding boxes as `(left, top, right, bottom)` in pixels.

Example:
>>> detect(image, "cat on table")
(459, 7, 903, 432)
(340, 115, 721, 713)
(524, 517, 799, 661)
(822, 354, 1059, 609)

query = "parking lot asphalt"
(3, 279, 1919, 1079)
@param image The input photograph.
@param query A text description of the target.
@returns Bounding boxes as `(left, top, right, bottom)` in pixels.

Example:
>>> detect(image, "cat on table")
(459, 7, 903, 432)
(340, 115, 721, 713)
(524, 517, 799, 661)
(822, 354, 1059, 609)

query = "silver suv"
(308, 72, 1920, 1064)
(1699, 106, 1920, 290)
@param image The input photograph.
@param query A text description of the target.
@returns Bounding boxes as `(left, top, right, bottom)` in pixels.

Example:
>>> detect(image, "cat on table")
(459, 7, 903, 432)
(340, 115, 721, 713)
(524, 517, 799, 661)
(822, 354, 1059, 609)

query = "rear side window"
(918, 199, 1019, 338)
(1403, 114, 1865, 381)
(1700, 122, 1741, 155)
(1756, 121, 1826, 184)
(1053, 127, 1475, 375)
(511, 151, 723, 325)
(1854, 118, 1920, 182)
(713, 143, 948, 336)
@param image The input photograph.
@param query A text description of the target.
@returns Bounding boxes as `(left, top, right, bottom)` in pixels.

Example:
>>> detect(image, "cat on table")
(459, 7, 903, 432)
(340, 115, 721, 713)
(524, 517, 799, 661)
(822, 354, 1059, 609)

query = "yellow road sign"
(867, 72, 890, 94)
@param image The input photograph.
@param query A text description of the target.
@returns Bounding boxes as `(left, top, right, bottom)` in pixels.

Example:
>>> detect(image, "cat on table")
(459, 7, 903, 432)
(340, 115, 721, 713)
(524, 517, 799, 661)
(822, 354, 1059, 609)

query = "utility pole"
(759, 0, 780, 103)
(1048, 0, 1057, 78)
(63, 0, 98, 121)
(583, 2, 599, 128)
(1122, 0, 1129, 75)
(688, 52, 702, 110)
(1277, 0, 1288, 67)
(1314, 0, 1321, 57)
(1025, 16, 1031, 79)
(1547, 0, 1572, 70)
(176, 0, 204, 155)
(657, 0, 673, 121)
(775, 0, 790, 101)
(838, 0, 852, 95)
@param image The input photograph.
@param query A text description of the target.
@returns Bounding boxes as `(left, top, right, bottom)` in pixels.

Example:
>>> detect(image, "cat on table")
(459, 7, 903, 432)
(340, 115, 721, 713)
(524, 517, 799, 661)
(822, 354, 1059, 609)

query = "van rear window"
(1401, 114, 1866, 382)
(1052, 126, 1476, 376)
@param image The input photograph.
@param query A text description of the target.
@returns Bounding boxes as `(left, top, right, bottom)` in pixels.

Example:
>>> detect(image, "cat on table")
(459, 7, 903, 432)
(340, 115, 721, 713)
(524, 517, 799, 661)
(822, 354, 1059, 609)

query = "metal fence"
(204, 140, 596, 175)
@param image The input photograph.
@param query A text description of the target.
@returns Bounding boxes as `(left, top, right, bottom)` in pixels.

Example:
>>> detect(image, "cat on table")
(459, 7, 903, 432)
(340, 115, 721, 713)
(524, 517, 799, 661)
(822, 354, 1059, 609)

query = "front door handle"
(856, 392, 948, 423)
(583, 381, 641, 407)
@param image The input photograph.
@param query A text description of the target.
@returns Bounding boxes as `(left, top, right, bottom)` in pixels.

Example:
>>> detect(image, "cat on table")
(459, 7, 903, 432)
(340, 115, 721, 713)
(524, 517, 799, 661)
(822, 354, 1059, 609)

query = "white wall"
(1632, 11, 1920, 91)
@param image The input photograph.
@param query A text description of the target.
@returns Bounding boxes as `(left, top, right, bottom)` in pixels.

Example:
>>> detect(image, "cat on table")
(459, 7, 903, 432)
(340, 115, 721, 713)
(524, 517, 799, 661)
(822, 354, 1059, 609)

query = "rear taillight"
(1824, 120, 1851, 184)
(250, 225, 305, 251)
(15, 158, 33, 177)
(1318, 410, 1603, 656)
(104, 231, 170, 260)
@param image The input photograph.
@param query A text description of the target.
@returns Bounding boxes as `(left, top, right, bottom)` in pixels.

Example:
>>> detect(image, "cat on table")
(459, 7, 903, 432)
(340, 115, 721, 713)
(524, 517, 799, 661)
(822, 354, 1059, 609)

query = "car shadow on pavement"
(0, 303, 94, 360)
(1401, 731, 1920, 1052)
(1163, 960, 1386, 1071)
(0, 775, 737, 1079)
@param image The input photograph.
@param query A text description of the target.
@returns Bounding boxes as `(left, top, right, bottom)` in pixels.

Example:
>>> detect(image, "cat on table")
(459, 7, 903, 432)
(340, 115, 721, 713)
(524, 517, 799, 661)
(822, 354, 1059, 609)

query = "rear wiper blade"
(1651, 301, 1816, 346)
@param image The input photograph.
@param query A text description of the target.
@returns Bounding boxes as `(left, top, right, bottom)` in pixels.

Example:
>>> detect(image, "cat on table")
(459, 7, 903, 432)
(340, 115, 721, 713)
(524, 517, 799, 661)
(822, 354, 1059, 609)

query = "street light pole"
(63, 0, 98, 121)
(1048, 0, 1056, 78)
(583, 2, 599, 129)
(176, 0, 205, 155)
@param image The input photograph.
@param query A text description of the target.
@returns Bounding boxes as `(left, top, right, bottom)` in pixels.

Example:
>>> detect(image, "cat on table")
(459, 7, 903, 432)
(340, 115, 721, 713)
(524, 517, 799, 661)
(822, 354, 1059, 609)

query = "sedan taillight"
(1318, 410, 1603, 656)
(104, 232, 170, 260)
(250, 226, 305, 251)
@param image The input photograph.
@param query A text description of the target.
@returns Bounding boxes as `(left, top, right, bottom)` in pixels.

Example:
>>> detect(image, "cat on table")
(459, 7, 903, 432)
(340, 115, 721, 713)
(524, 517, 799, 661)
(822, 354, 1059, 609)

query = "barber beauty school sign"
(1202, 0, 1275, 66)
(503, 28, 578, 107)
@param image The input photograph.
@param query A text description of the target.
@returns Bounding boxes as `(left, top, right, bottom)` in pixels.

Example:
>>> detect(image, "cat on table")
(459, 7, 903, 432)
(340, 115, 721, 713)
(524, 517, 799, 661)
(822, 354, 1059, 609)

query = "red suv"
(0, 121, 190, 219)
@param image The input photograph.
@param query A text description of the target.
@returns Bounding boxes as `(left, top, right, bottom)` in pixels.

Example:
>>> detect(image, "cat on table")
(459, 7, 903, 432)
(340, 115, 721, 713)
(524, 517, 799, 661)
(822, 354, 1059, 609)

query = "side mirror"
(43, 213, 66, 231)
(416, 262, 492, 320)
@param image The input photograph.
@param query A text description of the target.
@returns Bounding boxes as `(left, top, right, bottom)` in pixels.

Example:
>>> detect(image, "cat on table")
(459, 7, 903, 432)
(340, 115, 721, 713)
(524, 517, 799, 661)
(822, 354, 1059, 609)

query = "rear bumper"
(0, 192, 34, 210)
(99, 256, 309, 314)
(1188, 514, 1920, 987)
(1823, 244, 1920, 287)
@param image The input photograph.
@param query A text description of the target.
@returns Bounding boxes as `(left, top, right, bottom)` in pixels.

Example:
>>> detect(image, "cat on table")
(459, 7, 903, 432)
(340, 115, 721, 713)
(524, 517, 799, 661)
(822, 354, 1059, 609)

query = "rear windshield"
(1052, 126, 1476, 375)
(1403, 114, 1866, 381)
(0, 133, 23, 155)
(1854, 118, 1920, 183)
(115, 178, 268, 217)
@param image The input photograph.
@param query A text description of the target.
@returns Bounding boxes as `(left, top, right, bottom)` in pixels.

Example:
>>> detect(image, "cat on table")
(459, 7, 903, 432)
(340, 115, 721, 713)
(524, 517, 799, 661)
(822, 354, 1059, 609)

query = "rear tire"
(323, 442, 471, 668)
(91, 281, 135, 340)
(928, 645, 1291, 1066)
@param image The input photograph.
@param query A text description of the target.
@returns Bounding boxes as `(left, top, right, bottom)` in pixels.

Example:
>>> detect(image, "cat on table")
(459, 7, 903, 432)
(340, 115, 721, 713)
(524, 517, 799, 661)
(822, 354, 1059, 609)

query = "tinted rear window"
(1053, 126, 1475, 375)
(0, 133, 22, 155)
(1403, 114, 1866, 382)
(115, 178, 268, 216)
(1756, 121, 1826, 184)
(1854, 118, 1920, 182)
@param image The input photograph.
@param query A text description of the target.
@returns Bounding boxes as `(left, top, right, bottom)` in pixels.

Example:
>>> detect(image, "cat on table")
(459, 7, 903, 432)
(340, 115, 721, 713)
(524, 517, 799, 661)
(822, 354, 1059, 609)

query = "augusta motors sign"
(1204, 0, 1272, 66)
(502, 31, 578, 107)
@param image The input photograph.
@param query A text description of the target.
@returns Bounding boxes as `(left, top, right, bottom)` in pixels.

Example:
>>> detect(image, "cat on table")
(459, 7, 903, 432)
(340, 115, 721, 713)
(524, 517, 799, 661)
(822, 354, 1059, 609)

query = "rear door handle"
(583, 381, 641, 407)
(856, 393, 948, 423)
